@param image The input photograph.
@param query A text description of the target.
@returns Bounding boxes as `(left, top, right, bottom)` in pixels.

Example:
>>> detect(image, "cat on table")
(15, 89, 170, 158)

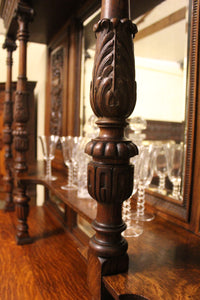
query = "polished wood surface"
(15, 161, 200, 299)
(104, 216, 200, 300)
(16, 161, 96, 223)
(2, 38, 16, 212)
(0, 204, 92, 300)
(84, 0, 138, 298)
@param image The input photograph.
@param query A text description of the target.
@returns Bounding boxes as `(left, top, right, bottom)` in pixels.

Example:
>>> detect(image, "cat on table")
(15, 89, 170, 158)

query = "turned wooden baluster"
(2, 37, 17, 212)
(13, 1, 34, 245)
(85, 0, 138, 299)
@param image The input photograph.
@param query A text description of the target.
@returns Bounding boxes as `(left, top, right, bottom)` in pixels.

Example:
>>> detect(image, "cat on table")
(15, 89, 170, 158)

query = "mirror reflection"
(80, 0, 190, 202)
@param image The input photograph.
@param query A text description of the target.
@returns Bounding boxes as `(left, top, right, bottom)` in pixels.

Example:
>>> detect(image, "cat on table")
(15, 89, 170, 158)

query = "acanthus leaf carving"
(90, 18, 137, 119)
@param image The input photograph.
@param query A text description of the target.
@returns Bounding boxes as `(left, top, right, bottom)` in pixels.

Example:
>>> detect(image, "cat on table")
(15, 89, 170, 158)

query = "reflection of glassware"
(123, 154, 144, 238)
(60, 136, 82, 190)
(132, 144, 155, 222)
(166, 143, 183, 199)
(128, 116, 147, 146)
(154, 144, 168, 193)
(39, 135, 59, 181)
(75, 137, 91, 198)
(83, 114, 99, 139)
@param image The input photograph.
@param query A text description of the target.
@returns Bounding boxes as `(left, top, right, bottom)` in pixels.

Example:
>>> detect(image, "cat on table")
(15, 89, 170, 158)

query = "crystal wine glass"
(166, 142, 184, 199)
(154, 143, 168, 193)
(132, 144, 155, 222)
(123, 154, 144, 237)
(60, 136, 82, 190)
(39, 135, 59, 181)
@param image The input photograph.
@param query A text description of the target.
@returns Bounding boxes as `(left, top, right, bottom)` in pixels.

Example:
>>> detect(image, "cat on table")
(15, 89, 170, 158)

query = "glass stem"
(46, 158, 52, 179)
(172, 182, 180, 199)
(137, 181, 145, 218)
(73, 162, 78, 186)
(158, 175, 165, 190)
(68, 163, 74, 186)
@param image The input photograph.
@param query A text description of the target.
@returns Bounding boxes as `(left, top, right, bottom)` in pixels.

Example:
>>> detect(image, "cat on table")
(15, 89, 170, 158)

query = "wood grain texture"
(0, 205, 92, 300)
(2, 38, 16, 211)
(103, 216, 200, 300)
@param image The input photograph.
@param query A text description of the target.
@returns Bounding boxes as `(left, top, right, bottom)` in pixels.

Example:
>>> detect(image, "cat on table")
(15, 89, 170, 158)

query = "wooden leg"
(14, 181, 32, 245)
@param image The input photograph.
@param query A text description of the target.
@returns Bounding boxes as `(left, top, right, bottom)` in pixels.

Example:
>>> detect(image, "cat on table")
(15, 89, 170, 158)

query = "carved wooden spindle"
(85, 0, 138, 299)
(13, 1, 34, 245)
(2, 37, 17, 212)
(13, 1, 34, 174)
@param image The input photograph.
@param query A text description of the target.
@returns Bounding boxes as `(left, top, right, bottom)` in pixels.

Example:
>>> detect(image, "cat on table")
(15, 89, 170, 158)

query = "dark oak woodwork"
(4, 161, 200, 299)
(13, 1, 34, 245)
(1, 0, 200, 299)
(103, 216, 200, 300)
(13, 2, 34, 173)
(84, 1, 138, 299)
(2, 38, 17, 211)
(45, 17, 82, 169)
(0, 206, 92, 300)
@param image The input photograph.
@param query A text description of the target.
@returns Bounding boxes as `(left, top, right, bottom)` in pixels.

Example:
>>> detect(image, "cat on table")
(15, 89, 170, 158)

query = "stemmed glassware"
(122, 154, 143, 237)
(60, 136, 82, 190)
(39, 135, 59, 181)
(132, 144, 155, 222)
(154, 143, 169, 193)
(74, 136, 91, 198)
(166, 142, 184, 199)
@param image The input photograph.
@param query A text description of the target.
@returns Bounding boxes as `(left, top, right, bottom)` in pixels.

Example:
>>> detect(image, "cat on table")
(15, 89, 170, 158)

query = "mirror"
(80, 0, 193, 216)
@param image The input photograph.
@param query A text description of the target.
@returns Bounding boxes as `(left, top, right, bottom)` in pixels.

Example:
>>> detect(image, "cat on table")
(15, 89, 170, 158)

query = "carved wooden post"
(85, 0, 138, 299)
(13, 1, 34, 245)
(2, 37, 17, 212)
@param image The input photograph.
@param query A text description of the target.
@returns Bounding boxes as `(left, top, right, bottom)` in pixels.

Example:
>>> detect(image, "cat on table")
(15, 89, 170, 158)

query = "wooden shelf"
(16, 160, 200, 299)
(103, 216, 200, 300)
(15, 160, 96, 224)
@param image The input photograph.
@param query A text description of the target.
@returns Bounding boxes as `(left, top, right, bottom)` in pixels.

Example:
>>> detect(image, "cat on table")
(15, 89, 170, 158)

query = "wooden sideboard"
(1, 0, 200, 299)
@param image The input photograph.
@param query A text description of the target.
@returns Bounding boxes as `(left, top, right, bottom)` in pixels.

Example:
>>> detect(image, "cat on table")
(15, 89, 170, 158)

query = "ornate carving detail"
(14, 91, 29, 123)
(88, 162, 134, 203)
(13, 132, 28, 152)
(2, 37, 17, 53)
(2, 38, 16, 211)
(50, 47, 64, 136)
(3, 99, 13, 124)
(90, 18, 137, 118)
(13, 1, 34, 174)
(14, 181, 31, 244)
(86, 139, 138, 159)
(86, 3, 138, 294)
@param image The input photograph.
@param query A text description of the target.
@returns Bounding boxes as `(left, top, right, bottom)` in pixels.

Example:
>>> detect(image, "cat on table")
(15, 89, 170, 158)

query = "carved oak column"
(85, 0, 138, 299)
(13, 1, 34, 245)
(2, 37, 17, 212)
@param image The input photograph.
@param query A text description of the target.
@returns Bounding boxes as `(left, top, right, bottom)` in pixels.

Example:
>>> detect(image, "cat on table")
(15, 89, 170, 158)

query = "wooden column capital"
(2, 37, 17, 53)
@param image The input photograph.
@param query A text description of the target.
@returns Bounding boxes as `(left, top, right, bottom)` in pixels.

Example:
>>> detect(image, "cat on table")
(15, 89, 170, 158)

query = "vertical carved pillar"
(13, 1, 34, 173)
(2, 37, 17, 212)
(13, 1, 34, 245)
(85, 0, 138, 299)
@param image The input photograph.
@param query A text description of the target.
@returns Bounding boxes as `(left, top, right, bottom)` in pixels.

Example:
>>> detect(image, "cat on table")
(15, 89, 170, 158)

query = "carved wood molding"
(2, 37, 17, 211)
(13, 1, 34, 174)
(50, 47, 64, 136)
